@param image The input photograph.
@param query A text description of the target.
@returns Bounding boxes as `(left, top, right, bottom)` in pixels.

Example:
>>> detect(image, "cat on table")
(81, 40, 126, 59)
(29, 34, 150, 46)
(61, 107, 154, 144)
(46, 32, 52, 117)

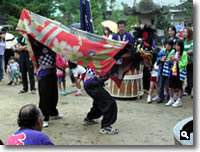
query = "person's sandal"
(7, 81, 12, 85)
(18, 90, 28, 94)
(31, 90, 36, 94)
(74, 92, 82, 96)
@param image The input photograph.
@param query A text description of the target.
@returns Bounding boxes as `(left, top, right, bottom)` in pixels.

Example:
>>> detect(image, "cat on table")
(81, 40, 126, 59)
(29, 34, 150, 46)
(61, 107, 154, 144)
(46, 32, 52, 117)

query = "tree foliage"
(155, 15, 170, 30)
(0, 0, 137, 36)
(90, 0, 107, 35)
(55, 0, 108, 35)
(54, 0, 80, 25)
(140, 0, 153, 2)
(184, 0, 193, 23)
(0, 0, 56, 33)
(55, 0, 114, 35)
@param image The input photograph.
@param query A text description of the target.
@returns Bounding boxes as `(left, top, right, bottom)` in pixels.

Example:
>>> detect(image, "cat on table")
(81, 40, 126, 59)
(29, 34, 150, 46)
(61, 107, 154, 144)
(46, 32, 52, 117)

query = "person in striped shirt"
(166, 39, 188, 107)
(156, 39, 175, 103)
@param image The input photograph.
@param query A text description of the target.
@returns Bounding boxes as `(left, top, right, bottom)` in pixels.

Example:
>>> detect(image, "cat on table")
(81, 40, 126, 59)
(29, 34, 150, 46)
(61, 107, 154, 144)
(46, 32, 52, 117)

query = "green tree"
(90, 0, 107, 35)
(54, 0, 80, 25)
(140, 0, 153, 2)
(155, 15, 170, 30)
(107, 0, 117, 10)
(121, 2, 138, 32)
(0, 0, 56, 35)
(54, 0, 108, 35)
(55, 0, 138, 35)
(184, 0, 193, 23)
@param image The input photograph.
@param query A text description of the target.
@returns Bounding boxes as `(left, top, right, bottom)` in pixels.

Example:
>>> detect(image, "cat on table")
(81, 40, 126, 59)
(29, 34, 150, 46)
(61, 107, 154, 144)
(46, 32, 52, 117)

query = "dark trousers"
(4, 49, 14, 72)
(84, 82, 117, 128)
(185, 63, 193, 94)
(143, 66, 150, 90)
(20, 51, 35, 91)
(158, 75, 170, 101)
(0, 55, 4, 80)
(38, 72, 59, 121)
(69, 69, 75, 83)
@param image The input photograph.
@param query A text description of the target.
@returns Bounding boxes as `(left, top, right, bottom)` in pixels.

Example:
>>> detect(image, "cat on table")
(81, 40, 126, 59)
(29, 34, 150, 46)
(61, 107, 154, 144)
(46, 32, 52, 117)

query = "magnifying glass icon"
(181, 131, 189, 139)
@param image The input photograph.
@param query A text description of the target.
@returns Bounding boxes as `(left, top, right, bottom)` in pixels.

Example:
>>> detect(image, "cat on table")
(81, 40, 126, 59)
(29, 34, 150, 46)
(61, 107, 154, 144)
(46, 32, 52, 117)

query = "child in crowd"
(156, 39, 175, 103)
(147, 61, 159, 103)
(68, 61, 86, 96)
(7, 56, 20, 85)
(56, 54, 68, 96)
(166, 39, 187, 107)
(14, 51, 22, 82)
(14, 51, 21, 65)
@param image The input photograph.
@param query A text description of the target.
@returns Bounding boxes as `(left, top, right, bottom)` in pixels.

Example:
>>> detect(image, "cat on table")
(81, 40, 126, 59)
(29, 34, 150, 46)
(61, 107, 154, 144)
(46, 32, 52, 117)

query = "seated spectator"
(6, 104, 54, 145)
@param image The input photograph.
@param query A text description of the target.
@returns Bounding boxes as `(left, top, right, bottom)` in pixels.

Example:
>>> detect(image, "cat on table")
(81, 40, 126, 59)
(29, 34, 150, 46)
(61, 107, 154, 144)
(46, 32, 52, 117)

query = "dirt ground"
(0, 73, 193, 145)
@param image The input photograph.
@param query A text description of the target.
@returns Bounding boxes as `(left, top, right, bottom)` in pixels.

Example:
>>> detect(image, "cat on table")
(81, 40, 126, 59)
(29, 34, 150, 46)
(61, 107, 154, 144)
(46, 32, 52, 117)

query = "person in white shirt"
(68, 61, 86, 96)
(102, 27, 113, 40)
(147, 62, 159, 103)
(0, 28, 17, 72)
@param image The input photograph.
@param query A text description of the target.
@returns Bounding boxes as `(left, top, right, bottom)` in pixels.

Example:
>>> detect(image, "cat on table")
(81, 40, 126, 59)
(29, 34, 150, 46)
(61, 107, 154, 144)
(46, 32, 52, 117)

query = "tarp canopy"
(16, 9, 128, 77)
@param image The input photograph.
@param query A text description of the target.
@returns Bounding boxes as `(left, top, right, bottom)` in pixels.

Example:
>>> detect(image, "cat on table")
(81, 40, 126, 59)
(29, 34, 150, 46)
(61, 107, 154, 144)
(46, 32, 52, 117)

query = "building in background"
(124, 1, 167, 27)
(169, 0, 193, 27)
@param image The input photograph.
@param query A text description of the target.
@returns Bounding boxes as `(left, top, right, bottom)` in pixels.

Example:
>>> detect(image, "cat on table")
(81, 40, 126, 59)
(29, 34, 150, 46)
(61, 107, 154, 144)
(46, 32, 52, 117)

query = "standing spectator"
(0, 27, 16, 72)
(183, 27, 193, 96)
(167, 26, 179, 47)
(16, 36, 36, 94)
(7, 56, 20, 85)
(112, 20, 134, 66)
(56, 54, 68, 96)
(0, 32, 5, 81)
(102, 27, 113, 40)
(68, 61, 86, 96)
(112, 20, 133, 42)
(147, 61, 159, 103)
(167, 26, 180, 99)
(6, 104, 54, 145)
(166, 39, 187, 107)
(156, 39, 175, 103)
(177, 29, 184, 40)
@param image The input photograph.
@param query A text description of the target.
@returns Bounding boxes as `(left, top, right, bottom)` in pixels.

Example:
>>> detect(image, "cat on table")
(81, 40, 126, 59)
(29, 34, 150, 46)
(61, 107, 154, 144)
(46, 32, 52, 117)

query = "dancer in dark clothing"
(28, 36, 63, 128)
(83, 68, 119, 134)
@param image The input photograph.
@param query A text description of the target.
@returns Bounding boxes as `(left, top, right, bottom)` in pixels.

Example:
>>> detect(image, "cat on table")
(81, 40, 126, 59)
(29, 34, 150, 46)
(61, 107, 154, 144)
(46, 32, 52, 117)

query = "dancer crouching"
(83, 68, 119, 134)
